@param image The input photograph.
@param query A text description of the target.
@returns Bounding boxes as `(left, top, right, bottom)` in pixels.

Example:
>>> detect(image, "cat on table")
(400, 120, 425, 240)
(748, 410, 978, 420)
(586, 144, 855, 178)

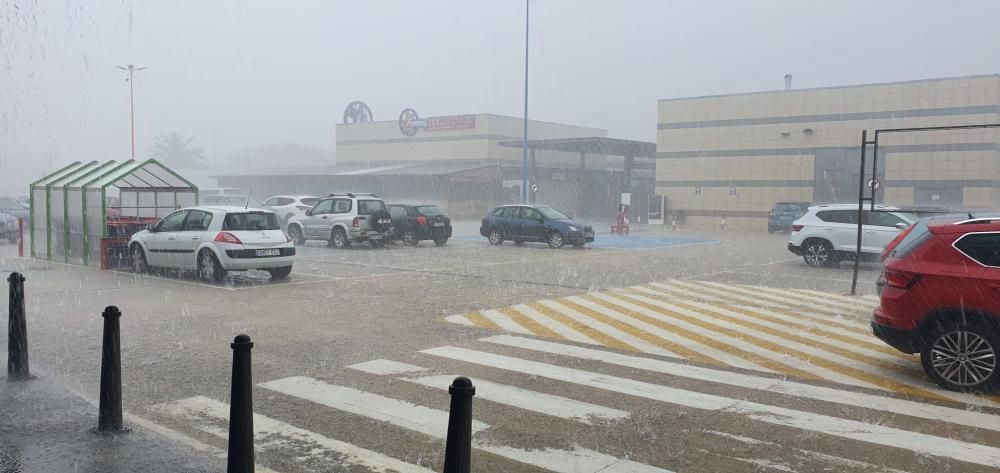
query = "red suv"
(873, 214, 1000, 392)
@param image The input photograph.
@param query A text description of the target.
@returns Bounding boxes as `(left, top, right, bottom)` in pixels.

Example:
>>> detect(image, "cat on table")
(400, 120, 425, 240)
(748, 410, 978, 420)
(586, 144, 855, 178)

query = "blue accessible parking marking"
(454, 234, 714, 250)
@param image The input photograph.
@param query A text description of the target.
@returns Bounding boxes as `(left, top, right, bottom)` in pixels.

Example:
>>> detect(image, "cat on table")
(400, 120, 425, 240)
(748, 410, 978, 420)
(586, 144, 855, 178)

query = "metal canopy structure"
(30, 159, 197, 266)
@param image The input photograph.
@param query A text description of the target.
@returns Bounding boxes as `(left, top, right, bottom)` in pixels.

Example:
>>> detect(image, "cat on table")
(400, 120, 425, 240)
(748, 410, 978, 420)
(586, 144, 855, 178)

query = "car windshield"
(8, 3, 1000, 471)
(416, 205, 444, 217)
(222, 212, 279, 231)
(536, 206, 570, 220)
(357, 199, 386, 215)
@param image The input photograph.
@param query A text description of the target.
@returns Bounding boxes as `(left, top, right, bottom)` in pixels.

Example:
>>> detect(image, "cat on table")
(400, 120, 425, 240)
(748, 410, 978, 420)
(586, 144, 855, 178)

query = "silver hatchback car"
(286, 193, 393, 248)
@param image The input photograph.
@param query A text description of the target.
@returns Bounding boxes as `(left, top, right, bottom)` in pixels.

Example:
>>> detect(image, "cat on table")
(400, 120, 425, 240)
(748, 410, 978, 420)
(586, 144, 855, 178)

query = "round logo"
(866, 178, 881, 191)
(398, 108, 420, 136)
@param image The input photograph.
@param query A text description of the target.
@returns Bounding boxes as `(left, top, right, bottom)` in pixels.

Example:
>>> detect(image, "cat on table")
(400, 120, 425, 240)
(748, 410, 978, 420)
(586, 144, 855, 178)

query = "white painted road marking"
(347, 359, 429, 375)
(422, 346, 1000, 468)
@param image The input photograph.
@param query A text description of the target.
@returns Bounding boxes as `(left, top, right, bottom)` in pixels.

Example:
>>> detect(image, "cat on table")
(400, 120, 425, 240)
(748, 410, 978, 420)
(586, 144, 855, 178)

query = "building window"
(694, 186, 703, 195)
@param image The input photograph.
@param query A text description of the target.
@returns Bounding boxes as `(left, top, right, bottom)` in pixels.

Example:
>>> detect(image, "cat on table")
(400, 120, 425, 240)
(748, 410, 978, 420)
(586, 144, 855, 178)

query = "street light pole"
(521, 0, 530, 204)
(118, 64, 148, 161)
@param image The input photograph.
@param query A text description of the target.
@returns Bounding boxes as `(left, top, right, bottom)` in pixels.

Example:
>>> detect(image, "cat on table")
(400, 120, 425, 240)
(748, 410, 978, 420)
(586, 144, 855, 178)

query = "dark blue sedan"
(480, 204, 594, 248)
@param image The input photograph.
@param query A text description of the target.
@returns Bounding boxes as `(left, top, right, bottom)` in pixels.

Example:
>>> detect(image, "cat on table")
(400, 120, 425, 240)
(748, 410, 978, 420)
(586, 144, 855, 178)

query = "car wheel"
(433, 237, 448, 247)
(268, 266, 292, 280)
(802, 239, 835, 267)
(288, 225, 306, 246)
(487, 228, 504, 246)
(198, 250, 226, 283)
(402, 230, 419, 246)
(371, 238, 387, 249)
(331, 228, 350, 249)
(130, 245, 148, 274)
(920, 321, 999, 392)
(547, 231, 565, 249)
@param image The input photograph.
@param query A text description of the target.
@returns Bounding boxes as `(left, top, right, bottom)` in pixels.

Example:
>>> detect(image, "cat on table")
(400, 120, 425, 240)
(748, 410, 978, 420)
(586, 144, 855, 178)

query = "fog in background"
(2, 0, 999, 194)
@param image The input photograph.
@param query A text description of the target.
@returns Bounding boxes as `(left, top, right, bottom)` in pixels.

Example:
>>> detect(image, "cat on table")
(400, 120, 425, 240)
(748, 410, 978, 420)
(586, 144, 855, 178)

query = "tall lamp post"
(117, 64, 148, 161)
(520, 0, 530, 203)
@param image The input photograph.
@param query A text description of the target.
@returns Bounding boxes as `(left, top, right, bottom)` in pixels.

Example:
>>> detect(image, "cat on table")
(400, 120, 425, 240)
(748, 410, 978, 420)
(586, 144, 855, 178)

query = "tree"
(149, 132, 208, 168)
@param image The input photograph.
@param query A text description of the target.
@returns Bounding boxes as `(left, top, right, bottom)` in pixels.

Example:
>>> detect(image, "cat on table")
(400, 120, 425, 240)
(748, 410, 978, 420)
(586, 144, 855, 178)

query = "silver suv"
(286, 193, 393, 248)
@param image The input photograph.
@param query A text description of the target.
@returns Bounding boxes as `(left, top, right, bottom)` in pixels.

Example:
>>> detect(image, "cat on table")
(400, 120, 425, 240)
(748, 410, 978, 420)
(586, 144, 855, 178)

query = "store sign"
(398, 108, 475, 136)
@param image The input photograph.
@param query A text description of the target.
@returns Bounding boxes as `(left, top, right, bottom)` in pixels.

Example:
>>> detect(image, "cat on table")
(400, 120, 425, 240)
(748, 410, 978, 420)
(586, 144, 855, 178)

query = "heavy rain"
(2, 1, 1000, 472)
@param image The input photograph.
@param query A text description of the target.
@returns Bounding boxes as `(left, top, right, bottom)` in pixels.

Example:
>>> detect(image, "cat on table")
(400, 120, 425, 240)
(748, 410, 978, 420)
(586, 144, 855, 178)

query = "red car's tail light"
(214, 232, 242, 244)
(791, 224, 803, 232)
(884, 269, 920, 289)
(882, 224, 915, 261)
(352, 217, 359, 227)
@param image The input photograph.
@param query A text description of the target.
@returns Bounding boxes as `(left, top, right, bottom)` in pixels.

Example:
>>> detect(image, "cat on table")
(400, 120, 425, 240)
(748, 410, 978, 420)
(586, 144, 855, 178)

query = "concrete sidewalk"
(0, 371, 222, 473)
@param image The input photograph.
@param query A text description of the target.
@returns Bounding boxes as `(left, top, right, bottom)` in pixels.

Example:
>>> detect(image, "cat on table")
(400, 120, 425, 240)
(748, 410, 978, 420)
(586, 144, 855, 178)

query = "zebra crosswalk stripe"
(481, 335, 1000, 432)
(509, 303, 601, 345)
(480, 309, 533, 335)
(525, 302, 638, 352)
(537, 299, 676, 357)
(259, 376, 672, 473)
(420, 345, 1000, 469)
(151, 395, 437, 473)
(693, 280, 871, 316)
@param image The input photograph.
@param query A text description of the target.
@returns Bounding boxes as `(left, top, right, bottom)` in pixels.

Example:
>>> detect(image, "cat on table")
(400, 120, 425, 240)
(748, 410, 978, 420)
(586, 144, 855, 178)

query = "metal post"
(129, 68, 135, 161)
(7, 272, 29, 380)
(850, 130, 868, 296)
(98, 306, 124, 432)
(520, 0, 530, 204)
(17, 217, 24, 257)
(443, 376, 475, 473)
(227, 334, 255, 473)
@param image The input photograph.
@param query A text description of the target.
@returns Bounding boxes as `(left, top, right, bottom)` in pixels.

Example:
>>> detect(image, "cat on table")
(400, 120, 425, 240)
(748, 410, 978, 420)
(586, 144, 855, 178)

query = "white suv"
(264, 195, 320, 223)
(286, 193, 393, 248)
(129, 206, 295, 282)
(788, 204, 917, 267)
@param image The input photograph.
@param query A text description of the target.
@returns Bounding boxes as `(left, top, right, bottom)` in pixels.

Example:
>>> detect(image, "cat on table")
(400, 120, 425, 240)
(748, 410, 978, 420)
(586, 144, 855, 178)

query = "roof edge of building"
(657, 73, 1000, 103)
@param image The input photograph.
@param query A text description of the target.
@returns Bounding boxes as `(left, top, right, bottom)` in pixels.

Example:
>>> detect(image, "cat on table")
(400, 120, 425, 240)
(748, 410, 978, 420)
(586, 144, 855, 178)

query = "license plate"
(433, 222, 445, 227)
(256, 249, 280, 257)
(584, 232, 594, 237)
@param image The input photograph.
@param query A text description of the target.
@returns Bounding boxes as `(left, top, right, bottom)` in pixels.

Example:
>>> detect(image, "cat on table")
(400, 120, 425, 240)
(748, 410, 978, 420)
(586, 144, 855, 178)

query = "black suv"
(480, 204, 594, 248)
(387, 204, 452, 246)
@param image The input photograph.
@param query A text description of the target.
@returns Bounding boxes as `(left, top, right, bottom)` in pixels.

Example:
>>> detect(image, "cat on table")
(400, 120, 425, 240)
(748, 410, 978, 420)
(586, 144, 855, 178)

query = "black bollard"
(98, 306, 124, 432)
(442, 376, 475, 473)
(227, 334, 255, 473)
(7, 272, 29, 380)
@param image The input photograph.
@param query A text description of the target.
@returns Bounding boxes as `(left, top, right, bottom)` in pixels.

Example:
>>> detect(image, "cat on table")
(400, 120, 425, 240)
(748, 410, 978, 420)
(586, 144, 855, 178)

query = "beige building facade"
(656, 75, 1000, 229)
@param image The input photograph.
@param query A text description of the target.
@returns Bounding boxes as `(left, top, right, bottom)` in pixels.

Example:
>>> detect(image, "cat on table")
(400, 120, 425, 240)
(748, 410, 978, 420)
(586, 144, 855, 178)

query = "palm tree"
(149, 132, 208, 168)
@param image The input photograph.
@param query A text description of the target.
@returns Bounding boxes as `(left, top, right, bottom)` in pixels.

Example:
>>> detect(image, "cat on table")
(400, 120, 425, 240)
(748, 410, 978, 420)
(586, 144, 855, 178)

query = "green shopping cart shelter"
(30, 159, 198, 267)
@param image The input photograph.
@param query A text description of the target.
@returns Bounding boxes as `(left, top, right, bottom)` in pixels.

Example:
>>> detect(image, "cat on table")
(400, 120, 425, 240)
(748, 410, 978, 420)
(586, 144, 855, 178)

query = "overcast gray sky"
(3, 0, 1000, 192)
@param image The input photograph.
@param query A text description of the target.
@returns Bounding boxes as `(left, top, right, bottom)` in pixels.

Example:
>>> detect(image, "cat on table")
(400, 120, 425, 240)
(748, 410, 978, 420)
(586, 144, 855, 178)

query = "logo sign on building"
(867, 177, 881, 192)
(398, 108, 475, 136)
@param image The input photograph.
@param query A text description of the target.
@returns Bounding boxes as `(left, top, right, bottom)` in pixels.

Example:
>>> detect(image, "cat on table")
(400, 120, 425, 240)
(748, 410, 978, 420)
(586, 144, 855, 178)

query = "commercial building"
(656, 74, 1000, 229)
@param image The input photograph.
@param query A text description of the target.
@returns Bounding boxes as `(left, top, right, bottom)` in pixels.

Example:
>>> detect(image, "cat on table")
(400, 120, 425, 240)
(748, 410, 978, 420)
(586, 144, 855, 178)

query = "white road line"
(537, 299, 677, 358)
(259, 376, 488, 437)
(705, 430, 911, 473)
(480, 309, 533, 335)
(593, 292, 879, 389)
(734, 304, 885, 346)
(482, 335, 1000, 431)
(566, 295, 772, 373)
(347, 359, 429, 375)
(618, 292, 910, 391)
(646, 282, 723, 302)
(682, 300, 913, 368)
(755, 285, 875, 314)
(510, 304, 601, 345)
(694, 280, 869, 316)
(444, 314, 475, 327)
(668, 280, 812, 312)
(405, 374, 629, 424)
(422, 346, 1000, 469)
(259, 376, 670, 473)
(152, 396, 435, 473)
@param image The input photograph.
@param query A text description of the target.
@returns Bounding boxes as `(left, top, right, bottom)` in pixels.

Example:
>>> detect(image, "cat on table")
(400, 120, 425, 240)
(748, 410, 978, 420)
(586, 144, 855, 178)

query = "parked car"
(0, 212, 18, 244)
(767, 201, 810, 233)
(480, 204, 594, 248)
(128, 206, 295, 282)
(387, 204, 452, 246)
(0, 196, 29, 222)
(787, 204, 917, 267)
(265, 195, 320, 224)
(872, 214, 1000, 392)
(286, 193, 393, 249)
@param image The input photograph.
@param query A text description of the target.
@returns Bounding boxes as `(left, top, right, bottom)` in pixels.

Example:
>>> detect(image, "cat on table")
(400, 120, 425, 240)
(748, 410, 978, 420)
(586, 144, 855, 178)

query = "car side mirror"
(305, 209, 312, 216)
(538, 218, 545, 224)
(895, 222, 909, 230)
(147, 224, 156, 232)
